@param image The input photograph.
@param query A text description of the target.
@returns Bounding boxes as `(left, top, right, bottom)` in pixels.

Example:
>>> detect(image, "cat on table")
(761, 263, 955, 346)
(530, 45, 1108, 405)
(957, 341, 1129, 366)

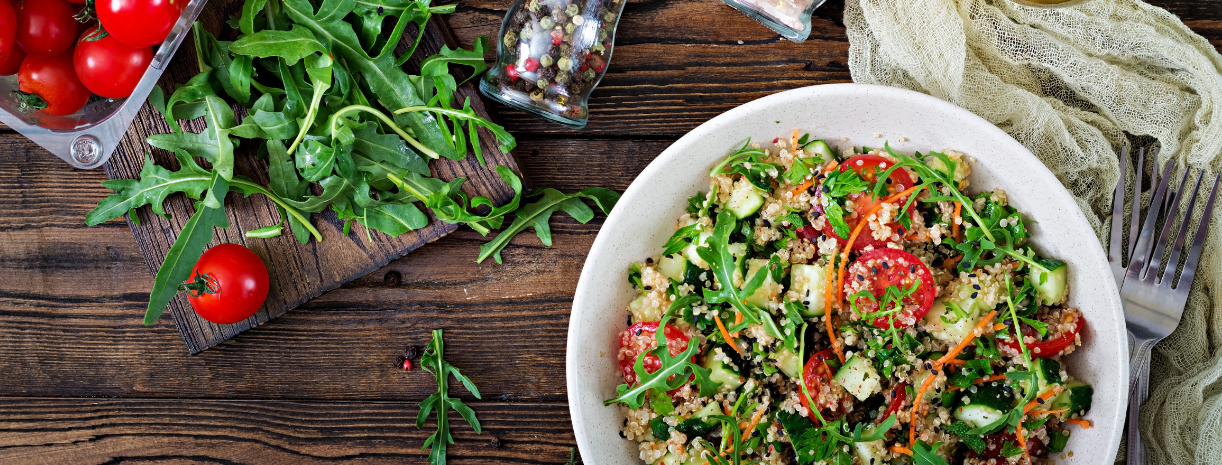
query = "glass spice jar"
(722, 0, 828, 43)
(479, 0, 626, 129)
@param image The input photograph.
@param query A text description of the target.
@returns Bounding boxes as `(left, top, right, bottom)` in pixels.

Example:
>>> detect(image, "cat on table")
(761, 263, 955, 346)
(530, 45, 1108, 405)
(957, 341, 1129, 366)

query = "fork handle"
(1126, 337, 1158, 465)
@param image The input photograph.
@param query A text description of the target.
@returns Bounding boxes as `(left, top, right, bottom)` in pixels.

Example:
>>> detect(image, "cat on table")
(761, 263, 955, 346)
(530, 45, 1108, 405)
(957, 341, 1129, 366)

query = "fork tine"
(1148, 167, 1190, 283)
(1129, 156, 1176, 281)
(1127, 147, 1146, 262)
(1172, 173, 1219, 290)
(1161, 170, 1203, 287)
(1109, 145, 1129, 288)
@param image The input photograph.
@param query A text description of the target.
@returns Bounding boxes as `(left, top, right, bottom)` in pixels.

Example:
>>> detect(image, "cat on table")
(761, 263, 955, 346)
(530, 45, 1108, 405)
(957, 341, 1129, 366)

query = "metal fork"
(1108, 146, 1220, 465)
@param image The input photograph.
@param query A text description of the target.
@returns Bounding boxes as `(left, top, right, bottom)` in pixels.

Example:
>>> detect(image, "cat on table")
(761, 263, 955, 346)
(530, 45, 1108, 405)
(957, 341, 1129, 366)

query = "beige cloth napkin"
(842, 0, 1222, 463)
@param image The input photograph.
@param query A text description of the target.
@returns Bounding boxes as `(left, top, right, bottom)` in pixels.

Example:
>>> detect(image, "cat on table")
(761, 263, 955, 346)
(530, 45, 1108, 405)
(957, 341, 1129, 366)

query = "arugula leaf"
(948, 359, 992, 389)
(912, 440, 950, 465)
(86, 152, 216, 225)
(417, 329, 482, 465)
(944, 420, 987, 453)
(696, 210, 769, 329)
(1001, 440, 1025, 458)
(143, 174, 231, 325)
(604, 297, 713, 409)
(230, 24, 326, 66)
(662, 223, 702, 257)
(475, 187, 620, 264)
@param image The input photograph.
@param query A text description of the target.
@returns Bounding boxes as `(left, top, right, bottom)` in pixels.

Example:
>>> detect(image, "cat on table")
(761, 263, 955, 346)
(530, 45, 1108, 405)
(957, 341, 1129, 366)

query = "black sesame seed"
(619, 431, 627, 438)
(871, 266, 878, 273)
(932, 369, 939, 375)
(1037, 398, 1046, 404)
(969, 273, 977, 278)
(910, 265, 917, 273)
(973, 284, 981, 290)
(925, 362, 932, 369)
(803, 301, 810, 305)
(683, 237, 693, 243)
(857, 274, 865, 281)
(822, 186, 831, 193)
(971, 292, 978, 299)
(635, 329, 642, 336)
(882, 262, 890, 269)
(646, 257, 654, 264)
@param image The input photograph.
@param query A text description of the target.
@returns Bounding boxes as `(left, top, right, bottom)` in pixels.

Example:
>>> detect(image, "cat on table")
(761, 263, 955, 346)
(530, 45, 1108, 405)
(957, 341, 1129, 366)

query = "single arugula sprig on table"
(417, 329, 482, 465)
(604, 296, 716, 409)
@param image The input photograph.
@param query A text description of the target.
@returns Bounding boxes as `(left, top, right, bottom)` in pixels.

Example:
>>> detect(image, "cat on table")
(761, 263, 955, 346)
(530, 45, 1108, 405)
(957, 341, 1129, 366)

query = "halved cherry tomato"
(96, 0, 185, 49)
(617, 322, 694, 396)
(966, 431, 1046, 460)
(1000, 307, 1084, 358)
(799, 348, 845, 423)
(877, 382, 908, 425)
(183, 244, 269, 325)
(15, 0, 77, 57)
(844, 248, 935, 329)
(74, 26, 152, 98)
(17, 51, 91, 116)
(816, 154, 917, 251)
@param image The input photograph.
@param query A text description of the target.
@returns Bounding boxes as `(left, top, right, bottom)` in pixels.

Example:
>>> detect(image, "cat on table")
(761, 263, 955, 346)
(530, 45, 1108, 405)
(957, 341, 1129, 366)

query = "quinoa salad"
(604, 133, 1094, 465)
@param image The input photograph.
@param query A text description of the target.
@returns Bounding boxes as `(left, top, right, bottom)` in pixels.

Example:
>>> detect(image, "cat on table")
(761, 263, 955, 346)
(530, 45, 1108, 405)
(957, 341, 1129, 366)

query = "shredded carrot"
(889, 445, 913, 456)
(789, 179, 814, 197)
(743, 404, 767, 437)
(975, 374, 1009, 384)
(821, 160, 840, 175)
(909, 371, 939, 445)
(713, 313, 743, 356)
(935, 310, 999, 367)
(1064, 418, 1092, 429)
(836, 185, 923, 303)
(1028, 409, 1069, 416)
(993, 323, 1006, 331)
(909, 424, 916, 447)
(1023, 386, 1064, 413)
(791, 129, 800, 152)
(941, 255, 963, 270)
(945, 359, 967, 366)
(731, 311, 743, 338)
(1015, 420, 1030, 462)
(952, 202, 962, 241)
(824, 253, 844, 363)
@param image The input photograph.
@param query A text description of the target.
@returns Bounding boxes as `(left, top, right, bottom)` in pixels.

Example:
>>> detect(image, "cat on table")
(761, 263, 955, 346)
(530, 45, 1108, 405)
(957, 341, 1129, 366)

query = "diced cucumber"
(1050, 380, 1093, 417)
(1036, 358, 1063, 394)
(659, 451, 709, 465)
(681, 232, 713, 269)
(726, 180, 765, 219)
(774, 346, 802, 379)
(650, 416, 671, 440)
(954, 383, 1012, 428)
(658, 254, 688, 283)
(701, 349, 744, 392)
(1031, 260, 1068, 306)
(628, 293, 663, 323)
(693, 401, 723, 420)
(833, 354, 882, 401)
(788, 263, 828, 317)
(913, 370, 941, 402)
(922, 296, 982, 343)
(803, 140, 835, 159)
(744, 259, 783, 307)
(675, 417, 717, 437)
(853, 439, 888, 465)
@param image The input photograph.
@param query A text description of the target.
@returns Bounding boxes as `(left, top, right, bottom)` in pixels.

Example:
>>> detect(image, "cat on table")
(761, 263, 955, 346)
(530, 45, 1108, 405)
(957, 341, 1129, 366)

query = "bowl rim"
(567, 82, 1127, 463)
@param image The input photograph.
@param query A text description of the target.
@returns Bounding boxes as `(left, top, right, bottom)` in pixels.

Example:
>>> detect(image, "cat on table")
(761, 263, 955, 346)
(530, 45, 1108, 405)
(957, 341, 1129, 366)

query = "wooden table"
(1, 0, 1217, 463)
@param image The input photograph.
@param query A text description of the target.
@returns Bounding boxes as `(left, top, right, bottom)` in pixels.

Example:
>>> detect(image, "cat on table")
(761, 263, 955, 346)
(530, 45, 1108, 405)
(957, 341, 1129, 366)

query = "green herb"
(663, 223, 703, 256)
(686, 192, 707, 214)
(628, 262, 643, 290)
(783, 156, 822, 185)
(417, 329, 482, 465)
(788, 414, 896, 464)
(818, 169, 869, 238)
(697, 210, 771, 330)
(710, 140, 783, 190)
(474, 187, 620, 264)
(563, 448, 583, 465)
(604, 296, 715, 408)
(943, 420, 987, 453)
(912, 440, 950, 465)
(1001, 440, 1025, 457)
(649, 416, 671, 441)
(948, 359, 992, 389)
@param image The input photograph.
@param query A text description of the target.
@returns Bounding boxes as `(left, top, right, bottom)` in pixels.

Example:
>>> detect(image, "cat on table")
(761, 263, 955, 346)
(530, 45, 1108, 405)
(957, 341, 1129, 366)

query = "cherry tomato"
(17, 51, 91, 116)
(1000, 307, 1084, 358)
(0, 0, 16, 69)
(816, 154, 917, 251)
(844, 248, 935, 329)
(15, 0, 77, 57)
(96, 0, 185, 48)
(877, 382, 908, 425)
(66, 0, 88, 4)
(966, 431, 1046, 460)
(799, 348, 846, 423)
(617, 322, 694, 396)
(74, 26, 151, 98)
(0, 40, 24, 75)
(183, 244, 270, 325)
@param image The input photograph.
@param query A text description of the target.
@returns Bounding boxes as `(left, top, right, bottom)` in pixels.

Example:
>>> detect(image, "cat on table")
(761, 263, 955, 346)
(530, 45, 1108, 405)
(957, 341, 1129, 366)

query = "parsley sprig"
(417, 329, 482, 465)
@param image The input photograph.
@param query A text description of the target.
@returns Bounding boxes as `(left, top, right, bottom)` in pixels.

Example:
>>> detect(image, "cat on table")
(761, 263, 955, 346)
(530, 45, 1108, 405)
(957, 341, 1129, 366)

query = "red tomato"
(183, 244, 270, 325)
(816, 154, 917, 251)
(0, 0, 15, 70)
(66, 0, 88, 4)
(0, 38, 23, 75)
(17, 52, 91, 116)
(844, 248, 935, 329)
(877, 382, 908, 425)
(96, 0, 185, 48)
(15, 0, 77, 57)
(74, 26, 151, 98)
(799, 348, 845, 423)
(1000, 307, 1084, 358)
(617, 322, 694, 395)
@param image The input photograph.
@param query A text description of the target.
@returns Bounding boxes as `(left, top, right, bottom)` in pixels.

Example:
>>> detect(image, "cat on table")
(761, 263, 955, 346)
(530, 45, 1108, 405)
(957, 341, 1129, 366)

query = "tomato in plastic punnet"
(17, 51, 91, 116)
(182, 244, 270, 325)
(0, 39, 23, 75)
(15, 0, 77, 57)
(74, 26, 151, 98)
(0, 0, 16, 71)
(96, 0, 186, 48)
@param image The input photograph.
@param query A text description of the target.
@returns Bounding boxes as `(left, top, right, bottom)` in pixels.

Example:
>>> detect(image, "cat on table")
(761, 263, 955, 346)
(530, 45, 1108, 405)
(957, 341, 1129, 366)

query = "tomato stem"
(178, 272, 219, 297)
(11, 91, 48, 113)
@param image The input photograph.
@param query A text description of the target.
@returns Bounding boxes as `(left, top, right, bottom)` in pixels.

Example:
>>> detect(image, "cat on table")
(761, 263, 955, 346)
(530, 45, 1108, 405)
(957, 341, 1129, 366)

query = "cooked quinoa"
(606, 134, 1094, 465)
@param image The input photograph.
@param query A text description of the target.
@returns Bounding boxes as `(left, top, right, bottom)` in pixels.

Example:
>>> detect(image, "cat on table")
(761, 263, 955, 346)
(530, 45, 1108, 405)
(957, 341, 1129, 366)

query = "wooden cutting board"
(103, 2, 521, 354)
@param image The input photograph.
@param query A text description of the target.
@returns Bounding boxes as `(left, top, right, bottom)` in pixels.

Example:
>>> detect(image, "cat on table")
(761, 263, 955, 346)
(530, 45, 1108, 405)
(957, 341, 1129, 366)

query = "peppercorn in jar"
(480, 0, 625, 128)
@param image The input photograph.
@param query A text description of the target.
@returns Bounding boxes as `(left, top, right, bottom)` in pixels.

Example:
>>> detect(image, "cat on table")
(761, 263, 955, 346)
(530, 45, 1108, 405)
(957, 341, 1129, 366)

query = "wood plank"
(103, 2, 522, 354)
(0, 398, 578, 464)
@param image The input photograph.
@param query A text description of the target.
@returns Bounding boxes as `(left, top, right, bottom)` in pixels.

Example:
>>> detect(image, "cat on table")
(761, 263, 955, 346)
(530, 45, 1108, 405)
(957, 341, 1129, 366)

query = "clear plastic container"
(0, 0, 209, 170)
(722, 0, 828, 43)
(480, 0, 627, 129)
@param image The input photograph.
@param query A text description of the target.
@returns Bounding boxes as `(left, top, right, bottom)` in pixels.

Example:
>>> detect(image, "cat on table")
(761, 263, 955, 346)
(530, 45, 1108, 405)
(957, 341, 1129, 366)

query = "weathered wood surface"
(103, 0, 523, 354)
(1, 0, 1219, 463)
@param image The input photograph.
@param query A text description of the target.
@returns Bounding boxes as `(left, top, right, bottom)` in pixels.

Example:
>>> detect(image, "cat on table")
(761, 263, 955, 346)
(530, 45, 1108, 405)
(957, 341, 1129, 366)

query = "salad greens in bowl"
(567, 84, 1126, 464)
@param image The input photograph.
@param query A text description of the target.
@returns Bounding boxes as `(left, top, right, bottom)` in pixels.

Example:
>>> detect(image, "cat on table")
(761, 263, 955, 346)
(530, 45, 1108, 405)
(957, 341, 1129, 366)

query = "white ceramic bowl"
(567, 83, 1127, 464)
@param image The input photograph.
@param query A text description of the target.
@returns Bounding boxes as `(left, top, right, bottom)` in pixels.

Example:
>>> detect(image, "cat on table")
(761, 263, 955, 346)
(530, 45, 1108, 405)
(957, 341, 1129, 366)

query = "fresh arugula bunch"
(89, 0, 620, 323)
(604, 296, 716, 408)
(417, 329, 482, 465)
